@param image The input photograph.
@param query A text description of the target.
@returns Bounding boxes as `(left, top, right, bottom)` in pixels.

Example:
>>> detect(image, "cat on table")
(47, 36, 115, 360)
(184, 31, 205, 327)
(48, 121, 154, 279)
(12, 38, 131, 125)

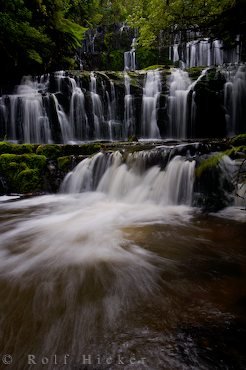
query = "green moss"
(0, 153, 46, 193)
(0, 142, 36, 154)
(21, 154, 47, 170)
(230, 134, 246, 146)
(0, 154, 18, 168)
(79, 143, 101, 155)
(57, 156, 73, 172)
(0, 142, 12, 154)
(36, 144, 62, 159)
(196, 146, 246, 177)
(186, 67, 205, 79)
(143, 65, 167, 71)
(62, 143, 101, 156)
(16, 169, 42, 193)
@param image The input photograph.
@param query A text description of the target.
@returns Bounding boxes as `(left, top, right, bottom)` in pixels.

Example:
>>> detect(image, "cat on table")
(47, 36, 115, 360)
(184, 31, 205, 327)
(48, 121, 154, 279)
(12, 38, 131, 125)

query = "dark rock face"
(193, 71, 227, 138)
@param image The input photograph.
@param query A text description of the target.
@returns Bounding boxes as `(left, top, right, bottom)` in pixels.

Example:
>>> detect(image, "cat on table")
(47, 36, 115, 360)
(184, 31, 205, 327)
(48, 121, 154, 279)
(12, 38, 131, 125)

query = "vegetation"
(126, 0, 237, 47)
(0, 0, 244, 79)
(196, 139, 246, 207)
(0, 0, 87, 81)
(0, 153, 46, 193)
(0, 142, 103, 194)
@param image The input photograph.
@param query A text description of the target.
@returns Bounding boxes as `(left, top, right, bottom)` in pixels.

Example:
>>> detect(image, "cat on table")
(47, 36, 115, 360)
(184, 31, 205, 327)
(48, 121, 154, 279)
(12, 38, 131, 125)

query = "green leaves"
(0, 0, 89, 77)
(125, 0, 235, 48)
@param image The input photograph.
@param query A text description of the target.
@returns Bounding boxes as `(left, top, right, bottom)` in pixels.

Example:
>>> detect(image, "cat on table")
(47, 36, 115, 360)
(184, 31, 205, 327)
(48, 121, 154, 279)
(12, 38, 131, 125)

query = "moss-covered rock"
(230, 134, 246, 146)
(0, 153, 46, 193)
(57, 156, 74, 172)
(36, 144, 62, 159)
(62, 143, 102, 156)
(143, 65, 170, 71)
(16, 169, 43, 193)
(186, 67, 205, 79)
(0, 142, 36, 154)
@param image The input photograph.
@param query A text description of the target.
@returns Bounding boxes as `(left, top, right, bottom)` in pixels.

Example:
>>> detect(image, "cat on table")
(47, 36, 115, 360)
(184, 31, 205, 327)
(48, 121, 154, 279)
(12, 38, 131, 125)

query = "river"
(0, 193, 245, 369)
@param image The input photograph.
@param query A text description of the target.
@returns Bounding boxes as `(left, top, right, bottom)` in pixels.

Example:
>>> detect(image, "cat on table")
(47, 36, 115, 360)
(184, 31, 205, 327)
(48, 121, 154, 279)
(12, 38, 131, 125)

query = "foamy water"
(0, 193, 246, 369)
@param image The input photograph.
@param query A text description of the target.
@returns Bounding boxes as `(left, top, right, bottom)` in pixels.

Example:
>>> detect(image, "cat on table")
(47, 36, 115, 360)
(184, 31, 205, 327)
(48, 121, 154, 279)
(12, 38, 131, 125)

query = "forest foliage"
(0, 0, 244, 80)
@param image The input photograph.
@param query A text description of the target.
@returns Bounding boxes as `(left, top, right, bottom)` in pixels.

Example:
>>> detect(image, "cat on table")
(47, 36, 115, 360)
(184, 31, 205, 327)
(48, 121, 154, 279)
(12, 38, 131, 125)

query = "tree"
(126, 0, 235, 48)
(0, 0, 87, 82)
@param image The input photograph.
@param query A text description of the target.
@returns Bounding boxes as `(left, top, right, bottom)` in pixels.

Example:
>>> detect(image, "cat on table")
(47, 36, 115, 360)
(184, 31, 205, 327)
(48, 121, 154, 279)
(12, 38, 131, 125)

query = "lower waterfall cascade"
(59, 143, 245, 212)
(0, 64, 246, 144)
(61, 150, 196, 206)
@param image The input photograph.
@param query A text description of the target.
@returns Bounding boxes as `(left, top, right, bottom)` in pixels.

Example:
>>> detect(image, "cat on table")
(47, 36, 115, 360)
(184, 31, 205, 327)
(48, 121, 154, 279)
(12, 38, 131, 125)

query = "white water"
(62, 150, 196, 206)
(168, 68, 209, 138)
(141, 71, 161, 139)
(106, 80, 121, 140)
(124, 38, 136, 71)
(0, 145, 246, 368)
(4, 77, 52, 143)
(170, 37, 240, 67)
(0, 64, 245, 143)
(223, 64, 246, 135)
(124, 72, 135, 138)
(70, 79, 88, 140)
(0, 161, 195, 364)
(90, 72, 104, 139)
(168, 69, 191, 138)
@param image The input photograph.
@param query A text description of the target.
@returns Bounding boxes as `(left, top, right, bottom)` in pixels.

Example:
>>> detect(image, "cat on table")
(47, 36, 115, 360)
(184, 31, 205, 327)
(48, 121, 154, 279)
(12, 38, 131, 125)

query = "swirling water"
(0, 154, 246, 369)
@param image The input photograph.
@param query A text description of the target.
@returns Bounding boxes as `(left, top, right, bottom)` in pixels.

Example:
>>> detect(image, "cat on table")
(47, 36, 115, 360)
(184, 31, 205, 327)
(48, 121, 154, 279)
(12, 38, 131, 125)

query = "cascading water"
(89, 72, 104, 139)
(170, 37, 240, 67)
(1, 77, 52, 143)
(0, 64, 245, 143)
(62, 149, 196, 206)
(168, 69, 192, 138)
(124, 72, 135, 138)
(106, 81, 120, 140)
(0, 142, 246, 368)
(223, 64, 246, 135)
(141, 71, 161, 139)
(69, 77, 88, 140)
(124, 38, 136, 71)
(168, 68, 209, 138)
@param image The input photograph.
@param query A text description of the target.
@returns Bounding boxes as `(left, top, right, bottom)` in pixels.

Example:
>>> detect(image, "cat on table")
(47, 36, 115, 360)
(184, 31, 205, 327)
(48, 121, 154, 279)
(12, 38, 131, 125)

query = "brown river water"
(0, 194, 245, 369)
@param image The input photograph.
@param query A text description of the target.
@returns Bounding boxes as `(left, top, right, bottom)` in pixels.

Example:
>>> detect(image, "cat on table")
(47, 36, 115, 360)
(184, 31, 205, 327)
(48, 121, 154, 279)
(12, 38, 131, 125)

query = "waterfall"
(170, 37, 240, 67)
(168, 68, 209, 138)
(70, 84, 88, 141)
(89, 72, 104, 139)
(4, 77, 52, 143)
(62, 150, 196, 206)
(61, 152, 114, 193)
(124, 38, 136, 71)
(0, 64, 245, 144)
(52, 94, 73, 143)
(168, 69, 192, 138)
(124, 72, 135, 138)
(223, 64, 246, 135)
(106, 81, 118, 140)
(141, 71, 161, 139)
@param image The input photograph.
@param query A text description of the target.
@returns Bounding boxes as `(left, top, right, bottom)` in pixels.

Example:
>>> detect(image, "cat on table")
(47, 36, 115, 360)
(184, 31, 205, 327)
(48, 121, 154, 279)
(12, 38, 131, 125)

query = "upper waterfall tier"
(0, 66, 245, 143)
(169, 37, 240, 68)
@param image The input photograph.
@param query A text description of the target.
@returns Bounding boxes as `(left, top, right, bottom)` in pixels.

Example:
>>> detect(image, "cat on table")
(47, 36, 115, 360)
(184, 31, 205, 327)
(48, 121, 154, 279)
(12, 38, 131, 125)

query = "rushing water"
(169, 37, 240, 67)
(124, 38, 136, 71)
(0, 65, 246, 143)
(141, 71, 162, 139)
(0, 147, 246, 369)
(0, 193, 245, 369)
